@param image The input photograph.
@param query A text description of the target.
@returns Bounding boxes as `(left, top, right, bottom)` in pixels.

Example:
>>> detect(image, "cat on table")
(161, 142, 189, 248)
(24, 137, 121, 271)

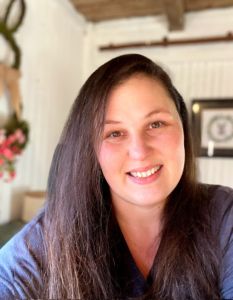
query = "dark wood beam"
(160, 0, 184, 31)
(70, 0, 233, 23)
(71, 0, 163, 22)
(99, 32, 233, 51)
(187, 0, 233, 11)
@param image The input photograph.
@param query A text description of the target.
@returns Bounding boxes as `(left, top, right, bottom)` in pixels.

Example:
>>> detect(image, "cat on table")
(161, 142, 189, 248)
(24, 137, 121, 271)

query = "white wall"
(0, 0, 86, 223)
(1, 3, 233, 224)
(84, 7, 233, 188)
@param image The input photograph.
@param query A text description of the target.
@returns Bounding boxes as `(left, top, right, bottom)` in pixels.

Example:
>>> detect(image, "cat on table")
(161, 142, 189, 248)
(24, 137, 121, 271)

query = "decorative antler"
(0, 0, 26, 119)
(0, 0, 26, 69)
(4, 0, 26, 33)
(0, 1, 29, 181)
(5, 66, 21, 119)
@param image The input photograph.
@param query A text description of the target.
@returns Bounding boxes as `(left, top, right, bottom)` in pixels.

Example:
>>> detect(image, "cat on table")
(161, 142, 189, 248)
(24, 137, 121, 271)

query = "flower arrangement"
(0, 114, 29, 181)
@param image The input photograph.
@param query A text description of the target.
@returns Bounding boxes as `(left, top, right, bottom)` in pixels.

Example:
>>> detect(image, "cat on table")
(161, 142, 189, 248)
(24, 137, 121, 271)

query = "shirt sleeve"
(214, 186, 233, 300)
(0, 214, 45, 299)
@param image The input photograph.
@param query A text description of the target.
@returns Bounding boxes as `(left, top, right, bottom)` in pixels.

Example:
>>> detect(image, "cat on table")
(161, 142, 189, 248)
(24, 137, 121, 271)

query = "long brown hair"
(44, 54, 220, 299)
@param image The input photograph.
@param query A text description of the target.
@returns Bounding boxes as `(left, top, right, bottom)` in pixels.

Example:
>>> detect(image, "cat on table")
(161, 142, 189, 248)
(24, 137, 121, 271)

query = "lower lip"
(127, 166, 162, 185)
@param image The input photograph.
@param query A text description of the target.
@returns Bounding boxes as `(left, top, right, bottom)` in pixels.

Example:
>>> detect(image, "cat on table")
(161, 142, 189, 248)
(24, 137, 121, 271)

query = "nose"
(127, 134, 152, 161)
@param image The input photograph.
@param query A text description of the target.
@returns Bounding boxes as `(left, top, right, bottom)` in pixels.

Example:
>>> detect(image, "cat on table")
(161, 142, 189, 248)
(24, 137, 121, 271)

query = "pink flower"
(14, 129, 26, 144)
(3, 137, 13, 147)
(7, 134, 17, 144)
(0, 122, 28, 182)
(2, 148, 14, 160)
(11, 145, 21, 154)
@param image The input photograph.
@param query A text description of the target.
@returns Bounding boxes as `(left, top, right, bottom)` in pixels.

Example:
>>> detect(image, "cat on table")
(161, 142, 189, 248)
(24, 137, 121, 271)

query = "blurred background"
(0, 0, 233, 236)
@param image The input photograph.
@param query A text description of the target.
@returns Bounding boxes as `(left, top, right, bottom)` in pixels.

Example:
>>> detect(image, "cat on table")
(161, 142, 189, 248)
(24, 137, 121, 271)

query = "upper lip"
(127, 164, 162, 173)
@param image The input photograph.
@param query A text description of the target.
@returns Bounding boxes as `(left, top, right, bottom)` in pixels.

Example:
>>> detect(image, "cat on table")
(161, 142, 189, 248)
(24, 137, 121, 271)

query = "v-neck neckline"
(110, 217, 153, 298)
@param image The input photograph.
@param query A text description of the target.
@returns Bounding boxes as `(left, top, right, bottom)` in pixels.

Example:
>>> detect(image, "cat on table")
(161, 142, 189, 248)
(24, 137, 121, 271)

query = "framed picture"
(191, 99, 233, 157)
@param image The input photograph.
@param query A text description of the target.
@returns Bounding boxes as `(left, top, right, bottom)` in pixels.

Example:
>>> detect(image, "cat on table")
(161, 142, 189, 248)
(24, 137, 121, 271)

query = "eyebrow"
(105, 109, 171, 125)
(145, 109, 171, 118)
(105, 120, 122, 124)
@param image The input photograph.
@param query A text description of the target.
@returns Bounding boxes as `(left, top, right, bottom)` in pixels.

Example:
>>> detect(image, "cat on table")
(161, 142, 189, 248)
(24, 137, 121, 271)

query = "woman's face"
(97, 74, 185, 211)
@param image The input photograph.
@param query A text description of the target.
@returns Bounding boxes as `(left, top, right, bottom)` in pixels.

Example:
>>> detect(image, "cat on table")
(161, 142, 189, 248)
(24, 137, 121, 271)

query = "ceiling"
(70, 0, 233, 30)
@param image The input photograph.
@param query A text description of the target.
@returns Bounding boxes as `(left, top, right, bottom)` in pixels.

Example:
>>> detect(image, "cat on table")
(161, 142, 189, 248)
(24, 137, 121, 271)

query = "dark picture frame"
(191, 99, 233, 157)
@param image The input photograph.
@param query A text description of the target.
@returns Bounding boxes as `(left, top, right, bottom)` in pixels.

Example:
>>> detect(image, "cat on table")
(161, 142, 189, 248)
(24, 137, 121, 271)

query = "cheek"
(97, 143, 121, 173)
(98, 146, 109, 171)
(97, 143, 125, 188)
(170, 131, 185, 171)
(159, 130, 184, 152)
(158, 129, 185, 160)
(172, 131, 184, 154)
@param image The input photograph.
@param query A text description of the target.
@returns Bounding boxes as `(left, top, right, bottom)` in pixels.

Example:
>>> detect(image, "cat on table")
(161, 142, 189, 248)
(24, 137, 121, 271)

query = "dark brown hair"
(44, 54, 220, 299)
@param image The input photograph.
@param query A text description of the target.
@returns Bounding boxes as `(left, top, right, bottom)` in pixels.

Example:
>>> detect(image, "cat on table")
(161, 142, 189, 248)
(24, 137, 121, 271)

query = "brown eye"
(150, 121, 163, 129)
(109, 131, 121, 138)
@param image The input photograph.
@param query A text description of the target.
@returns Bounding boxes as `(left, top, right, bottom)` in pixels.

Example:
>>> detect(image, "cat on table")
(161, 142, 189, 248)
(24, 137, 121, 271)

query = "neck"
(113, 199, 164, 235)
(113, 200, 164, 278)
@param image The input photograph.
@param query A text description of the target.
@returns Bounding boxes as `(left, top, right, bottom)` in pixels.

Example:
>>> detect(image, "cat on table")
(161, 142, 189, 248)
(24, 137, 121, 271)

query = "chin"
(128, 193, 168, 208)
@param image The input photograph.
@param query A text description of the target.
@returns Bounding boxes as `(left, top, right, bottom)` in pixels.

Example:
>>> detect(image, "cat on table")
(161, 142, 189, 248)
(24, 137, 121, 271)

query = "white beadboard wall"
(1, 2, 233, 223)
(83, 7, 233, 189)
(16, 0, 86, 188)
(0, 0, 86, 223)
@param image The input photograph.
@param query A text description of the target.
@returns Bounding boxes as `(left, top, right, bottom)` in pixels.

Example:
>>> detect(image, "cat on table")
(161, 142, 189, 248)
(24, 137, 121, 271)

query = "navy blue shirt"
(0, 185, 233, 299)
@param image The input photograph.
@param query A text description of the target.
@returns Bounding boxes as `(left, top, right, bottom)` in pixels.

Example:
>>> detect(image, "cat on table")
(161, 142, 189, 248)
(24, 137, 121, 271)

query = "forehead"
(105, 74, 178, 119)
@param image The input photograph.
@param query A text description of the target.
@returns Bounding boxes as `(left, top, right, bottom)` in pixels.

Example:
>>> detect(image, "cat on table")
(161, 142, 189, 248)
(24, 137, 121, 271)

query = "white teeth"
(130, 166, 161, 178)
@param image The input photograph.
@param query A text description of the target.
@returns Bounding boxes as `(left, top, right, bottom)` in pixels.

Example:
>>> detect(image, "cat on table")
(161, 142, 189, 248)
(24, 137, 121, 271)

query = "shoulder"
(205, 185, 233, 299)
(0, 212, 46, 298)
(204, 184, 233, 246)
(206, 184, 233, 233)
(205, 184, 233, 205)
(208, 184, 233, 204)
(198, 184, 232, 219)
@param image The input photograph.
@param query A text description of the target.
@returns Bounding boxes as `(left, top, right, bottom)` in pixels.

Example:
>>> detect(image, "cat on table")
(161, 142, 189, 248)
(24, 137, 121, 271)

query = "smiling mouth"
(128, 165, 162, 178)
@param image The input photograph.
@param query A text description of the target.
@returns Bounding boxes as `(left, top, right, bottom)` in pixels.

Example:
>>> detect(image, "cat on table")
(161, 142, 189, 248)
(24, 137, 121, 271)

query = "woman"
(0, 54, 232, 299)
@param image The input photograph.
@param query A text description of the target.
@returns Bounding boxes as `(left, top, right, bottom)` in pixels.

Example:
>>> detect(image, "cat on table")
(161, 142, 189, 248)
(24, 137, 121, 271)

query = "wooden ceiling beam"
(71, 0, 163, 22)
(186, 0, 233, 11)
(160, 0, 184, 31)
(70, 0, 233, 24)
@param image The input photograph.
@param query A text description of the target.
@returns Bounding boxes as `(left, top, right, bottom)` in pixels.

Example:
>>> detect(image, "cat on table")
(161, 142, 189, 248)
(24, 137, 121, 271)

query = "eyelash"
(106, 131, 123, 139)
(105, 121, 165, 139)
(149, 121, 165, 129)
